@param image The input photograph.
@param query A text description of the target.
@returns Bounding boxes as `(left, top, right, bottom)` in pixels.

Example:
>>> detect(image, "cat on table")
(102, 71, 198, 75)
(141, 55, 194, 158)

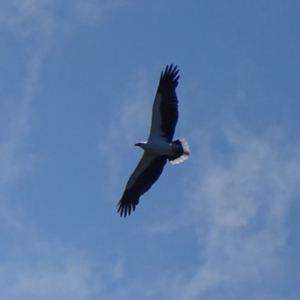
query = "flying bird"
(117, 64, 190, 217)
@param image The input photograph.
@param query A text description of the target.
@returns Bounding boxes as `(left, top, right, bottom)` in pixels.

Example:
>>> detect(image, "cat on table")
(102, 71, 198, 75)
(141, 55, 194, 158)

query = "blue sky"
(1, 1, 300, 299)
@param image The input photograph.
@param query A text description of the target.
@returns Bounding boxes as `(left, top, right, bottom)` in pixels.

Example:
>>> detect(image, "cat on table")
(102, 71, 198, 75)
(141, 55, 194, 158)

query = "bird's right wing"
(148, 64, 180, 142)
(117, 153, 167, 217)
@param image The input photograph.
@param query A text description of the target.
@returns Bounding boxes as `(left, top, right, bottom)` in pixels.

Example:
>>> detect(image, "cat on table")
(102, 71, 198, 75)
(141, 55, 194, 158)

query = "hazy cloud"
(0, 0, 55, 37)
(0, 51, 44, 184)
(0, 1, 130, 299)
(170, 126, 300, 300)
(0, 238, 124, 300)
(0, 0, 127, 37)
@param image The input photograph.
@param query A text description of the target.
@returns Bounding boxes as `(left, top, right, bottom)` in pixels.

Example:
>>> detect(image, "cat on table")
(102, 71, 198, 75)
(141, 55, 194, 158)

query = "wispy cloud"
(0, 2, 129, 299)
(0, 234, 125, 300)
(166, 125, 300, 300)
(73, 0, 128, 25)
(0, 49, 44, 185)
(0, 0, 55, 37)
(0, 0, 127, 38)
(0, 0, 132, 184)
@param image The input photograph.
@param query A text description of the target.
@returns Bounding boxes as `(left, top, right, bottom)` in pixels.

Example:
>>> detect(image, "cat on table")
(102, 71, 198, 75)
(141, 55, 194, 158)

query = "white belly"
(145, 139, 173, 156)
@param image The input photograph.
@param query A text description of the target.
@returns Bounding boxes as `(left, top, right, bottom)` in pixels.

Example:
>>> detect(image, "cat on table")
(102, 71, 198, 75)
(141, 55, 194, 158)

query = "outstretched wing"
(149, 64, 180, 142)
(117, 153, 167, 217)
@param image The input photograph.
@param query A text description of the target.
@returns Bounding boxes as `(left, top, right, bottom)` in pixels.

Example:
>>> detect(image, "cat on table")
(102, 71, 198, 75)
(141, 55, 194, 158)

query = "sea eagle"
(117, 64, 190, 217)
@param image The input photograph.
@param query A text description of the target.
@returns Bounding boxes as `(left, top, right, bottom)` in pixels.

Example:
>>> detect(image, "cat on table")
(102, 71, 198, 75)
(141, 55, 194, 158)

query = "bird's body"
(117, 65, 190, 217)
(135, 140, 173, 156)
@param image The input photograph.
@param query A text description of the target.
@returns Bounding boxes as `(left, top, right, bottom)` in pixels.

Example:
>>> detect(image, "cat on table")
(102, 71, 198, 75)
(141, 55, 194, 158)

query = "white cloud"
(0, 0, 131, 183)
(0, 257, 95, 300)
(0, 51, 44, 184)
(0, 237, 124, 300)
(0, 0, 55, 37)
(0, 0, 128, 38)
(168, 126, 300, 300)
(73, 0, 128, 25)
(0, 2, 130, 299)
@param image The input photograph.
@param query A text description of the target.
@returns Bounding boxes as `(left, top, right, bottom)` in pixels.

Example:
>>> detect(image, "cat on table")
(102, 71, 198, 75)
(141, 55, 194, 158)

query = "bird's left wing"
(117, 153, 167, 217)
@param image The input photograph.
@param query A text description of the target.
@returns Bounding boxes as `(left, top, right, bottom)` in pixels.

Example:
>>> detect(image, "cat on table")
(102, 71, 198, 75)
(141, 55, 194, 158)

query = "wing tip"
(117, 189, 139, 217)
(161, 64, 180, 83)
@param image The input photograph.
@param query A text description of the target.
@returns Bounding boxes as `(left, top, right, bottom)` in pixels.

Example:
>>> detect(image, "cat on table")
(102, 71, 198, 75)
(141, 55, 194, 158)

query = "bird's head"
(134, 142, 147, 150)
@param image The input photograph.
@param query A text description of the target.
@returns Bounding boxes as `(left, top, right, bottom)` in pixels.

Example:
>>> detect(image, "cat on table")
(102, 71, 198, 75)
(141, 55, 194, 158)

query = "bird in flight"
(117, 64, 190, 217)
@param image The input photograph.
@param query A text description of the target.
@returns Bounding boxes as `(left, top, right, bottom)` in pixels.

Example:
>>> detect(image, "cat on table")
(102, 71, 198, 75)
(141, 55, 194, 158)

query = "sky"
(0, 0, 300, 299)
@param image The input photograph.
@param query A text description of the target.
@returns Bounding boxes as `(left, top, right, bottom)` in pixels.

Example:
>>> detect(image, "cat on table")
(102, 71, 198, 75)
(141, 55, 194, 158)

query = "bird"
(117, 64, 190, 217)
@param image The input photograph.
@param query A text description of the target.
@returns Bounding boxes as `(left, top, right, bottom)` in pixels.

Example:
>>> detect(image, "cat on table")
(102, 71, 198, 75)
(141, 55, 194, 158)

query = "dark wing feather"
(117, 154, 167, 217)
(154, 64, 180, 142)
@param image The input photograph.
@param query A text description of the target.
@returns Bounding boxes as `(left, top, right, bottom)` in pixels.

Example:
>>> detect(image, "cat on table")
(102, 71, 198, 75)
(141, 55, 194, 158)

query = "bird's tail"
(169, 138, 190, 165)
